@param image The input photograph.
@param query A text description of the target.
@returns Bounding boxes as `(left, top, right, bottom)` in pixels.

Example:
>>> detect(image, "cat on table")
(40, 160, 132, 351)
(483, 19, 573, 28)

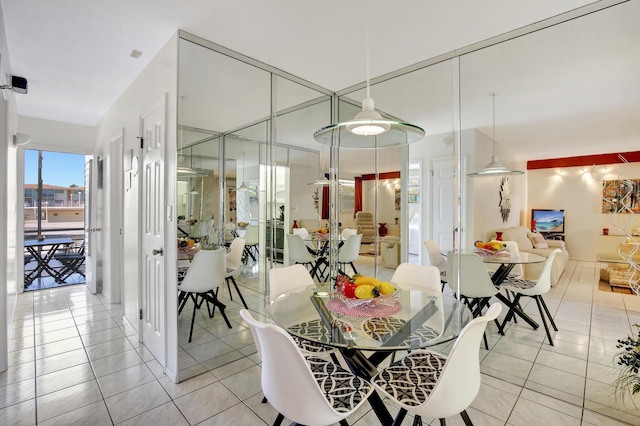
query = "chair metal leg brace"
(534, 295, 557, 346)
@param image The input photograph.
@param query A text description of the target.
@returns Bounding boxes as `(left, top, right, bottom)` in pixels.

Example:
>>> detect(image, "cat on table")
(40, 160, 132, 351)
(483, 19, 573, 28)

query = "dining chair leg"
(188, 293, 201, 343)
(538, 295, 558, 331)
(413, 414, 423, 425)
(272, 413, 284, 426)
(439, 418, 446, 426)
(350, 262, 358, 275)
(227, 276, 248, 309)
(339, 420, 350, 426)
(460, 410, 474, 426)
(391, 408, 408, 426)
(225, 279, 233, 301)
(534, 295, 554, 346)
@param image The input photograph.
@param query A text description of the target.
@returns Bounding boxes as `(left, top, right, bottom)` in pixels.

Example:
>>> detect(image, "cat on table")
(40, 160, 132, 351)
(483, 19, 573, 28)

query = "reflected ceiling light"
(313, 1, 424, 149)
(177, 167, 207, 177)
(308, 145, 330, 185)
(237, 152, 250, 192)
(468, 93, 524, 177)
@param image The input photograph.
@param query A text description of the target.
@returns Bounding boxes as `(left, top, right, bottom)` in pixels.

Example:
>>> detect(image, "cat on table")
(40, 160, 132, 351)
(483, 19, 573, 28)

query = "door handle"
(95, 228, 102, 232)
(152, 248, 164, 256)
(86, 228, 93, 232)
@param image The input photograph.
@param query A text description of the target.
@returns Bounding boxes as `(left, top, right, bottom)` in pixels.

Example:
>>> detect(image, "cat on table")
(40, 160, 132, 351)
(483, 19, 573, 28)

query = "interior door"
(141, 97, 166, 365)
(431, 158, 454, 253)
(84, 158, 97, 294)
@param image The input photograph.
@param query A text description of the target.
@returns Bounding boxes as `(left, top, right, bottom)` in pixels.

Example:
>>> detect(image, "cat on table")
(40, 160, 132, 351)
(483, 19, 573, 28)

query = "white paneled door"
(141, 97, 166, 366)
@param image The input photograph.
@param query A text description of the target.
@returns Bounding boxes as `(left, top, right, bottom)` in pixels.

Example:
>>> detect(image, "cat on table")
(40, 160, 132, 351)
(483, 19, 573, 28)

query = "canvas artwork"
(602, 179, 640, 213)
(228, 188, 237, 211)
(395, 188, 401, 210)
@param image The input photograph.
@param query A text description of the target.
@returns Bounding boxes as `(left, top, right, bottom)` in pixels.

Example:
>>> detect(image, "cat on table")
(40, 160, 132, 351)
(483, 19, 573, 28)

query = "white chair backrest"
(422, 304, 502, 418)
(424, 240, 447, 273)
(180, 248, 226, 293)
(338, 233, 362, 263)
(286, 234, 315, 264)
(447, 252, 499, 298)
(226, 238, 246, 271)
(520, 249, 560, 296)
(269, 264, 315, 302)
(240, 309, 346, 426)
(502, 240, 523, 277)
(292, 227, 309, 239)
(391, 263, 441, 292)
(341, 228, 357, 239)
(224, 222, 236, 240)
(244, 225, 259, 245)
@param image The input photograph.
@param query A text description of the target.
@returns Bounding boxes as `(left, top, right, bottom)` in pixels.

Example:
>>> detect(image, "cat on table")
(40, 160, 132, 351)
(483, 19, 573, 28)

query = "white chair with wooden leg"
(178, 248, 232, 342)
(240, 309, 373, 426)
(500, 249, 560, 346)
(372, 304, 502, 426)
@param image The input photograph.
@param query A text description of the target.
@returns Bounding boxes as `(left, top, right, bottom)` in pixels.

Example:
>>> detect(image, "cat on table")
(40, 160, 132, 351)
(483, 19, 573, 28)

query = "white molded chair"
(391, 263, 442, 292)
(500, 249, 560, 346)
(338, 233, 362, 275)
(447, 252, 502, 349)
(269, 265, 339, 358)
(244, 225, 259, 262)
(372, 304, 502, 426)
(240, 309, 373, 426)
(425, 240, 448, 290)
(224, 222, 237, 240)
(223, 237, 248, 309)
(178, 248, 231, 342)
(286, 234, 320, 279)
(341, 228, 357, 239)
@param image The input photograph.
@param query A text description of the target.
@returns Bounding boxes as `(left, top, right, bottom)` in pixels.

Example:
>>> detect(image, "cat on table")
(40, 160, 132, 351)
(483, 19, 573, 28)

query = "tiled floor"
(2, 257, 640, 425)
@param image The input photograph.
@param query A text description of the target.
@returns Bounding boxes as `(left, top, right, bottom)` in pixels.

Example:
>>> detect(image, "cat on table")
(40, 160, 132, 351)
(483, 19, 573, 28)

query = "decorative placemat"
(326, 298, 402, 318)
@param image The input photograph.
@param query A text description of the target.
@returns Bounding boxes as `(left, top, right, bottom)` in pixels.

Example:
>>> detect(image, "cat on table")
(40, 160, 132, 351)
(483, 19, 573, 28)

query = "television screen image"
(532, 209, 564, 233)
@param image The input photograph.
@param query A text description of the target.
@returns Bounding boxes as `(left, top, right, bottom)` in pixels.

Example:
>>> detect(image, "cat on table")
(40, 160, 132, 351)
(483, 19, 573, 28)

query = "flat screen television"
(531, 209, 565, 234)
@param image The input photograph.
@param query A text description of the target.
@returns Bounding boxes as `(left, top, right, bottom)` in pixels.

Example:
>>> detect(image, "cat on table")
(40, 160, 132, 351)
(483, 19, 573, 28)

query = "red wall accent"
(527, 151, 640, 170)
(361, 171, 401, 180)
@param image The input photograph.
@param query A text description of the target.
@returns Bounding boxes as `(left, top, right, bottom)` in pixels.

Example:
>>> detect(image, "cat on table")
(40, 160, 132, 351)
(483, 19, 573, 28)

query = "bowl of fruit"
(328, 273, 401, 317)
(473, 240, 510, 256)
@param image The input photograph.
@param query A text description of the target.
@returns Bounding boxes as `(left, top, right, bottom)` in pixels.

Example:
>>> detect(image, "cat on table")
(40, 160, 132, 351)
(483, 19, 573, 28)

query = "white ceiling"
(2, 0, 639, 162)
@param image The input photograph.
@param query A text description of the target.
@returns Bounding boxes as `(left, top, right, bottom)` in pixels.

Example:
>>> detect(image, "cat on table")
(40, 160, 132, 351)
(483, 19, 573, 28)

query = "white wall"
(18, 116, 95, 154)
(95, 34, 178, 379)
(528, 163, 640, 261)
(0, 3, 19, 372)
(468, 129, 527, 244)
(362, 177, 401, 228)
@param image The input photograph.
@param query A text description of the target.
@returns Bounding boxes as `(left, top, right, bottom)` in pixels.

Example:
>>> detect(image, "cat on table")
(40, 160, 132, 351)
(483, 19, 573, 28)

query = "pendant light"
(308, 145, 329, 186)
(468, 93, 524, 177)
(313, 0, 424, 149)
(236, 152, 249, 192)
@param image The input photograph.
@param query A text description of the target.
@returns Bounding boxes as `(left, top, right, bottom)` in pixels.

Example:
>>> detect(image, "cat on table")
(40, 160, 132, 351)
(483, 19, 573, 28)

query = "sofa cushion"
(528, 232, 549, 249)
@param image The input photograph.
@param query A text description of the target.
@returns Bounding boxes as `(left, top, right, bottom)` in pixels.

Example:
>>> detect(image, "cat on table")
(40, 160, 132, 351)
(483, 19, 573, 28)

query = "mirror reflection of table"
(269, 284, 470, 425)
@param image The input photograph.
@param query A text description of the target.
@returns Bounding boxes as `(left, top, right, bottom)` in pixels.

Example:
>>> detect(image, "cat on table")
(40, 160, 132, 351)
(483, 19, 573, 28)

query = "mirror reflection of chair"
(340, 228, 357, 239)
(244, 225, 259, 263)
(424, 240, 448, 291)
(293, 227, 316, 252)
(499, 249, 560, 346)
(354, 211, 375, 244)
(240, 309, 373, 426)
(222, 238, 248, 309)
(338, 233, 363, 276)
(178, 248, 231, 342)
(286, 234, 321, 280)
(224, 222, 237, 241)
(372, 304, 502, 426)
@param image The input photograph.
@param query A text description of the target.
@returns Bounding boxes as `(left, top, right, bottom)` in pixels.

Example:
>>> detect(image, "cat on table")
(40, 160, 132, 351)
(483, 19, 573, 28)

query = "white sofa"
(489, 226, 569, 286)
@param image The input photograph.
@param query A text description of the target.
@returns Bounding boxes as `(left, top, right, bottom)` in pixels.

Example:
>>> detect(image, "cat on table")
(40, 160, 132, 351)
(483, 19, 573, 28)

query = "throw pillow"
(528, 232, 549, 249)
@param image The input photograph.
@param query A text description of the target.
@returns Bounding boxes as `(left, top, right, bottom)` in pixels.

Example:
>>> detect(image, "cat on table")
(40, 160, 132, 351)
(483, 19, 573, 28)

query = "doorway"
(23, 149, 87, 291)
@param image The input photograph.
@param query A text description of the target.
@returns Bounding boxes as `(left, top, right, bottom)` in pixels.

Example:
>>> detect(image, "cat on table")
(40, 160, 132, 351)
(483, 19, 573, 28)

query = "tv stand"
(542, 233, 564, 241)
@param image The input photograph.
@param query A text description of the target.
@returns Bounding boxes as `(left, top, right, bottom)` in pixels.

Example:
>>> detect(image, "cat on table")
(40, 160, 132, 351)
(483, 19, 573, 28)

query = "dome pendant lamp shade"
(313, 0, 424, 149)
(468, 93, 524, 177)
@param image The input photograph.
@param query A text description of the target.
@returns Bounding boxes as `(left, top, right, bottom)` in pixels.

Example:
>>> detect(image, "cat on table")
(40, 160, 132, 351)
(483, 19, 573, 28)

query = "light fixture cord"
(492, 93, 496, 157)
(365, 0, 371, 99)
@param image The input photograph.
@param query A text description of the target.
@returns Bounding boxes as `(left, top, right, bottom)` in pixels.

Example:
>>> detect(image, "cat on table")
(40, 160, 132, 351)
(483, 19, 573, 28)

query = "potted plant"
(614, 324, 640, 405)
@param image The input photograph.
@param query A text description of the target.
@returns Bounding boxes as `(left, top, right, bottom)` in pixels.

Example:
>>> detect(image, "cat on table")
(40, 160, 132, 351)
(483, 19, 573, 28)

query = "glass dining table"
(268, 283, 471, 425)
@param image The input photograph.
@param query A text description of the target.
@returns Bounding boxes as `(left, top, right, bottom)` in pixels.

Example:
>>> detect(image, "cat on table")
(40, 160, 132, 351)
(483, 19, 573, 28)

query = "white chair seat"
(306, 356, 373, 413)
(372, 351, 448, 406)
